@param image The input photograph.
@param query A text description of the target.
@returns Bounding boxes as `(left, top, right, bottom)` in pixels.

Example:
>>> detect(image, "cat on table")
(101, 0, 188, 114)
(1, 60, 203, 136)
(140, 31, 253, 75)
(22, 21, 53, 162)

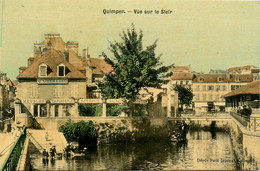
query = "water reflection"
(30, 130, 237, 170)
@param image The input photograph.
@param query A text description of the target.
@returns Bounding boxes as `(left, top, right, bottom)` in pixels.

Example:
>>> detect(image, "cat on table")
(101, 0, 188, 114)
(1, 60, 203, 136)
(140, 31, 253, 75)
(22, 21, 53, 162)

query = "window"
(55, 85, 63, 97)
(39, 63, 47, 77)
(235, 77, 240, 82)
(39, 105, 47, 117)
(34, 104, 38, 117)
(71, 85, 79, 97)
(30, 85, 38, 98)
(196, 94, 200, 101)
(196, 85, 200, 91)
(216, 85, 220, 91)
(202, 85, 206, 91)
(180, 81, 183, 85)
(236, 85, 241, 89)
(199, 77, 204, 82)
(186, 81, 189, 85)
(208, 85, 214, 91)
(209, 94, 213, 101)
(57, 64, 65, 77)
(55, 105, 59, 117)
(222, 85, 226, 91)
(62, 105, 72, 116)
(218, 77, 223, 82)
(21, 104, 27, 113)
(34, 104, 47, 117)
(231, 85, 236, 90)
(215, 94, 219, 101)
(202, 94, 206, 101)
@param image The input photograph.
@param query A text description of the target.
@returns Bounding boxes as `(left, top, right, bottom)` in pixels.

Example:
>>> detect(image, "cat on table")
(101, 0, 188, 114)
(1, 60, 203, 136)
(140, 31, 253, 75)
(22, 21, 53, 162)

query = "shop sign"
(79, 99, 102, 104)
(37, 78, 68, 84)
(107, 99, 124, 104)
(50, 99, 74, 104)
(22, 99, 46, 104)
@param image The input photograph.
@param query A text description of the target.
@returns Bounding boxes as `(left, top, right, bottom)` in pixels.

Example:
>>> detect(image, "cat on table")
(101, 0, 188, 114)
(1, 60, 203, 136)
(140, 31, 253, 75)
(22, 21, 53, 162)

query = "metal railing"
(230, 112, 260, 132)
(248, 117, 260, 132)
(0, 127, 26, 171)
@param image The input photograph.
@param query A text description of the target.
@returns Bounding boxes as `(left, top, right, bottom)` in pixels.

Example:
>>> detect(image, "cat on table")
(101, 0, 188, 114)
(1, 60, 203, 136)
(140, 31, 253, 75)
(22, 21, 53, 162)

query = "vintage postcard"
(0, 0, 260, 170)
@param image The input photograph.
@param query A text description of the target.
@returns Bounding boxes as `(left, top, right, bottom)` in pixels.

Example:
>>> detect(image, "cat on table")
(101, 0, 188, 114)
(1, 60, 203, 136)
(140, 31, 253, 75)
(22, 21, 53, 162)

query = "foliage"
(98, 24, 173, 100)
(59, 120, 98, 145)
(174, 85, 194, 110)
(107, 104, 127, 116)
(79, 104, 102, 117)
(225, 103, 232, 107)
(132, 104, 147, 116)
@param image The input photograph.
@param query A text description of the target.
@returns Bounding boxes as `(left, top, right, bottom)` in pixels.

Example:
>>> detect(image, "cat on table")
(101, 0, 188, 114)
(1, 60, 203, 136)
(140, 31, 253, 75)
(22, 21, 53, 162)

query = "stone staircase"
(27, 129, 67, 154)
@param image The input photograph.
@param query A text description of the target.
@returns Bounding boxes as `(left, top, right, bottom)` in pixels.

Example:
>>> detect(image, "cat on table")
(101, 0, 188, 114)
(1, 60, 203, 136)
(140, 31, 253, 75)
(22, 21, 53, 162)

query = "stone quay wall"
(32, 117, 169, 144)
(229, 118, 260, 170)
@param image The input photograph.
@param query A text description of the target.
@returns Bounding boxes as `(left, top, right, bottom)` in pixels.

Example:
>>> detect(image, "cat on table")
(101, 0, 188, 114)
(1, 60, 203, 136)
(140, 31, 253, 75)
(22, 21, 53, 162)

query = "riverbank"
(29, 130, 237, 170)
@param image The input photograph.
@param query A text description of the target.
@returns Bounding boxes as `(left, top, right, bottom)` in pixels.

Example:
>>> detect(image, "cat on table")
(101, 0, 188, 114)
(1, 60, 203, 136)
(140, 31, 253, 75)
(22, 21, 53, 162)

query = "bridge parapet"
(168, 113, 231, 121)
(230, 112, 260, 133)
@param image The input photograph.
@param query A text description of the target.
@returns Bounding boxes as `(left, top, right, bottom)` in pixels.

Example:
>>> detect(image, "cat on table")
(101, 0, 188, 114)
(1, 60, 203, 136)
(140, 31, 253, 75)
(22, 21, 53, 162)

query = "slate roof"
(252, 68, 260, 73)
(193, 74, 253, 83)
(17, 48, 86, 79)
(90, 58, 113, 74)
(228, 65, 252, 73)
(223, 80, 260, 98)
(171, 66, 190, 72)
(171, 72, 194, 80)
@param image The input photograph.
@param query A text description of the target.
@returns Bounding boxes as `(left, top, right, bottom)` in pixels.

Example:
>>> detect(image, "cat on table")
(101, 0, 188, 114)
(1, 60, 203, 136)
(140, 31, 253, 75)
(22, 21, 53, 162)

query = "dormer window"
(218, 77, 223, 82)
(57, 63, 65, 77)
(235, 77, 240, 82)
(199, 77, 204, 82)
(39, 63, 47, 77)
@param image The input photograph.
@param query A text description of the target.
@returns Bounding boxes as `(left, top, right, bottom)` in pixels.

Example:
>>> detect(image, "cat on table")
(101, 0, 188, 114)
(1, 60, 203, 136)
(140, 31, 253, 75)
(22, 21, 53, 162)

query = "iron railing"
(230, 112, 260, 132)
(0, 127, 26, 171)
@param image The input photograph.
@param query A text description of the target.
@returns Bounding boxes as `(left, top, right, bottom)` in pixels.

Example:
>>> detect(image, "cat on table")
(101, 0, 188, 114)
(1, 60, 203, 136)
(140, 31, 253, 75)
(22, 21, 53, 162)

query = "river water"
(30, 130, 238, 170)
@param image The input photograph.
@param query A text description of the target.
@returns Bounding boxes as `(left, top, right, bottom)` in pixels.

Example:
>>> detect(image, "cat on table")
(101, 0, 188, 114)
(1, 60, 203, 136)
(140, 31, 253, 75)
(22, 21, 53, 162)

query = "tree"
(59, 120, 98, 147)
(174, 85, 194, 111)
(99, 24, 172, 116)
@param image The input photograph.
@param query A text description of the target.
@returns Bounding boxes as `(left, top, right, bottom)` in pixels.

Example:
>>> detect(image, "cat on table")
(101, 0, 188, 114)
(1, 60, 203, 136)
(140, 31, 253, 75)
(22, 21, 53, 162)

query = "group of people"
(42, 143, 88, 163)
(42, 145, 56, 161)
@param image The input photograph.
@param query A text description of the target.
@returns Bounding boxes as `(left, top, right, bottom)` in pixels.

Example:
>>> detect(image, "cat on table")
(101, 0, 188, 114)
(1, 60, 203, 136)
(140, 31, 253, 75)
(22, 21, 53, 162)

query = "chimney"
(82, 49, 87, 65)
(85, 48, 92, 83)
(27, 57, 35, 67)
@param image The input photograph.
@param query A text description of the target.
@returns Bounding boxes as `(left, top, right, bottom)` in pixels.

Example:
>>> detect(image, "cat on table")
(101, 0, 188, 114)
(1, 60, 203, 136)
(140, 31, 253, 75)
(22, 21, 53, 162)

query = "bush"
(59, 120, 98, 146)
(79, 104, 102, 116)
(107, 104, 127, 116)
(133, 104, 146, 116)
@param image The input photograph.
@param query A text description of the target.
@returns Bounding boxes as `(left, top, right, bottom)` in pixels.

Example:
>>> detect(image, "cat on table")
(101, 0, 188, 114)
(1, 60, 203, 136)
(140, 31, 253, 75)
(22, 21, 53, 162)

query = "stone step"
(27, 129, 68, 154)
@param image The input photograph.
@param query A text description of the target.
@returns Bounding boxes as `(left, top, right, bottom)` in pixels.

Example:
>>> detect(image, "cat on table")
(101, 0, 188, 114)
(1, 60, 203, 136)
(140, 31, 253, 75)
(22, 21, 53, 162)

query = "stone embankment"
(229, 118, 260, 170)
(95, 117, 169, 144)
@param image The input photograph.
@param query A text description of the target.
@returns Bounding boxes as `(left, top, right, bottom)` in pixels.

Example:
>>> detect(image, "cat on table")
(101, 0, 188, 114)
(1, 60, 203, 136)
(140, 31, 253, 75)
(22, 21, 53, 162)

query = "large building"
(223, 80, 260, 114)
(168, 66, 194, 90)
(15, 34, 113, 126)
(168, 65, 259, 113)
(0, 72, 16, 120)
(16, 49, 86, 119)
(19, 34, 113, 98)
(192, 73, 253, 113)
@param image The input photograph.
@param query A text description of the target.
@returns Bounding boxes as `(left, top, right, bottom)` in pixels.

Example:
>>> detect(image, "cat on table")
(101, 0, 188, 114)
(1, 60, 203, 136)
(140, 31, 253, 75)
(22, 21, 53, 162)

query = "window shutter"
(55, 85, 58, 97)
(28, 85, 32, 98)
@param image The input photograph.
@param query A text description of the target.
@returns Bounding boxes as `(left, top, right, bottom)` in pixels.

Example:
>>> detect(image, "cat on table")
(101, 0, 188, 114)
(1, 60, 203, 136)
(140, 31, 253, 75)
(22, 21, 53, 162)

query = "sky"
(0, 0, 260, 79)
